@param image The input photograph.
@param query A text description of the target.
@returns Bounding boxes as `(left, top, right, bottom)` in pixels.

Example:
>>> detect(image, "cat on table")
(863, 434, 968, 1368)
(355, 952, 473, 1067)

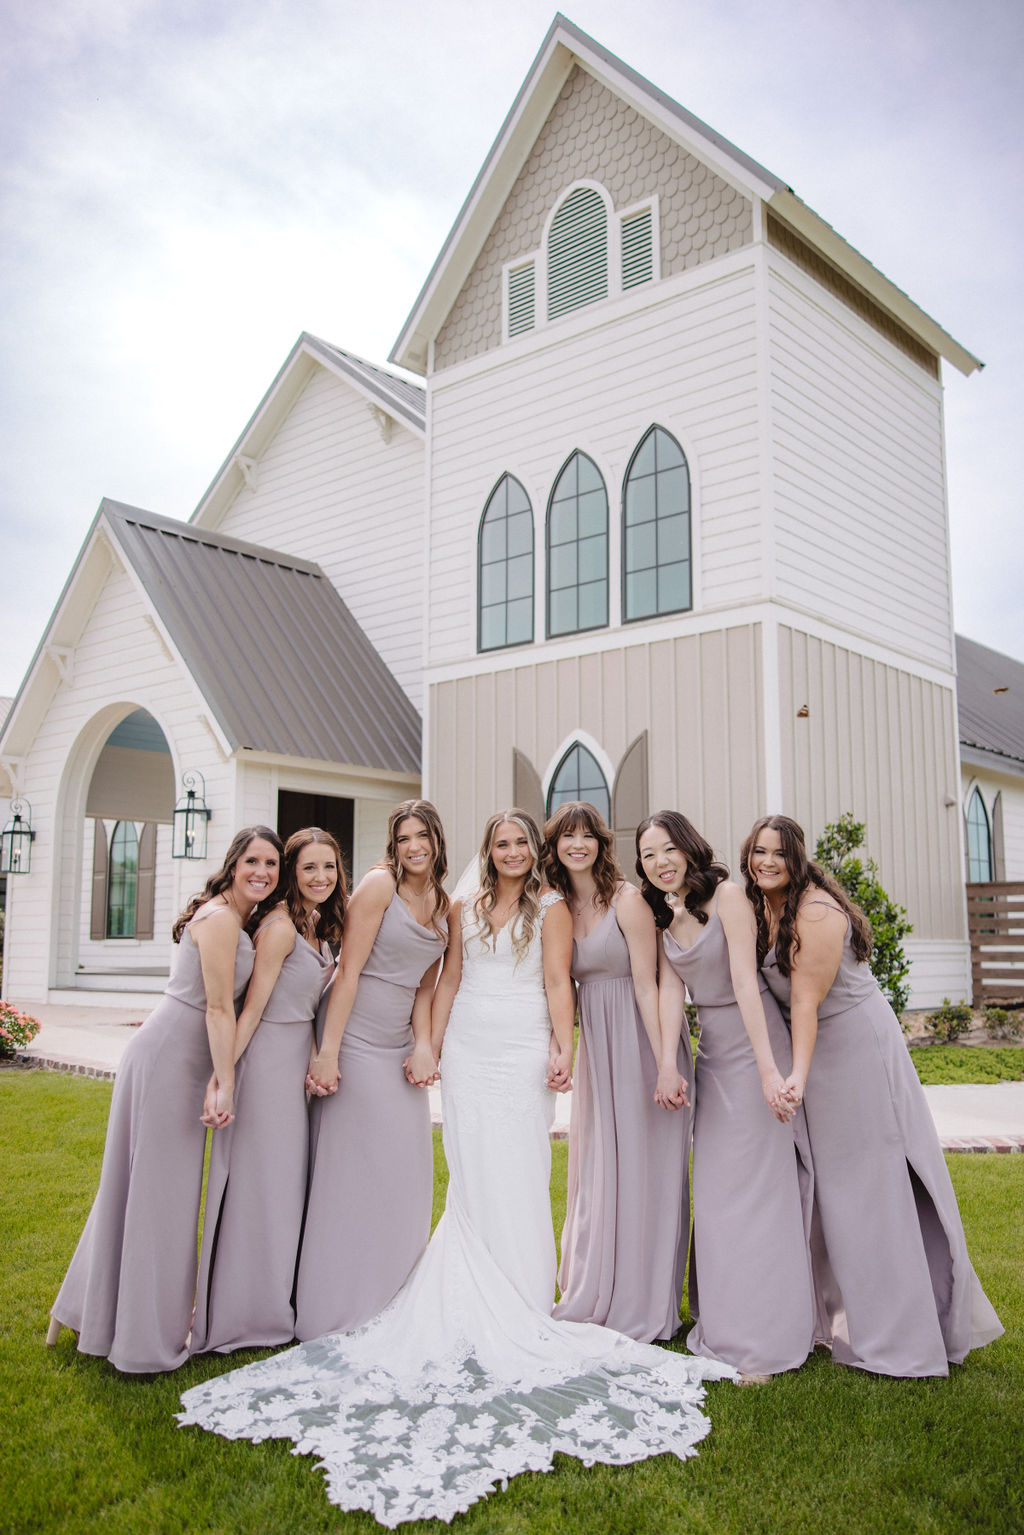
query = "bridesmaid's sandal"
(737, 1373, 771, 1386)
(45, 1316, 64, 1345)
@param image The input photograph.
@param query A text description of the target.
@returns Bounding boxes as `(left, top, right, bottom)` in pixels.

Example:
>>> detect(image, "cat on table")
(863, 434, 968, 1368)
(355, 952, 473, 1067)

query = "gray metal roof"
(956, 634, 1024, 769)
(304, 334, 426, 429)
(104, 500, 421, 773)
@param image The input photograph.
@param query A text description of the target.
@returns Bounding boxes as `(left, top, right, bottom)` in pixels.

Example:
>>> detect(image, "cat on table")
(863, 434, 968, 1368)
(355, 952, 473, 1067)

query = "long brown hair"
(281, 827, 347, 950)
(542, 801, 621, 909)
(740, 814, 873, 972)
(635, 811, 728, 930)
(379, 799, 449, 938)
(172, 825, 284, 941)
(470, 809, 543, 962)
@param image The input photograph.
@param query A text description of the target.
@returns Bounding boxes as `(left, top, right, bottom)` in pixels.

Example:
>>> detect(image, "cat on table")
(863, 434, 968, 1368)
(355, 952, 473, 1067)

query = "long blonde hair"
(470, 809, 543, 962)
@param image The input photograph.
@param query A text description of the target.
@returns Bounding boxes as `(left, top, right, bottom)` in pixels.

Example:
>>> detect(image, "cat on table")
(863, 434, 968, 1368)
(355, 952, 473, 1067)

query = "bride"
(178, 810, 733, 1527)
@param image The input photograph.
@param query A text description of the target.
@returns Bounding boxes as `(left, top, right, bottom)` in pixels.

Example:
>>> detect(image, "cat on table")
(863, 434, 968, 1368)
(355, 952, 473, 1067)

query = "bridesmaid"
(542, 801, 690, 1341)
(47, 827, 282, 1372)
(191, 828, 344, 1354)
(295, 800, 449, 1339)
(742, 814, 1004, 1376)
(638, 812, 817, 1380)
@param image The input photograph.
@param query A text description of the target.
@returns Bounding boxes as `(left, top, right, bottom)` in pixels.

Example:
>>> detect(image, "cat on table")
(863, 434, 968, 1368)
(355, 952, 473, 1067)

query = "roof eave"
(768, 190, 982, 377)
(389, 15, 785, 374)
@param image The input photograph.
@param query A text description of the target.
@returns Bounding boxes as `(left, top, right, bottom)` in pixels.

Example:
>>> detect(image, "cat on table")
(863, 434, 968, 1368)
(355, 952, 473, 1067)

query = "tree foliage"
(814, 812, 913, 1015)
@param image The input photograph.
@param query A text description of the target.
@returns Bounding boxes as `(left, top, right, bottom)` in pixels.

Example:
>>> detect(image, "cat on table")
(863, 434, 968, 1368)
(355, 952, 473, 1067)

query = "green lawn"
(2, 1070, 1021, 1535)
(908, 1045, 1024, 1085)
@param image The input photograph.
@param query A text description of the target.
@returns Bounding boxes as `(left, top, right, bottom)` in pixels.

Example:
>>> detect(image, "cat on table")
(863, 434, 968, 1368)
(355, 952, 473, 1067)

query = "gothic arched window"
(622, 425, 692, 621)
(547, 743, 611, 823)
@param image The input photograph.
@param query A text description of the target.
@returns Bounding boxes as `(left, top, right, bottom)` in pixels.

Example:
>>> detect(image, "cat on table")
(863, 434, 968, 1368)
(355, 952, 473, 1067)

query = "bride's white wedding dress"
(178, 892, 733, 1526)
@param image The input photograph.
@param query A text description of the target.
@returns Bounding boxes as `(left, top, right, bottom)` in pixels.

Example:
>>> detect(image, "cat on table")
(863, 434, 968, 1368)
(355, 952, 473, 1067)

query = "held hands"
(655, 1063, 689, 1111)
(779, 1071, 805, 1112)
(546, 1041, 573, 1093)
(306, 1047, 340, 1097)
(761, 1066, 796, 1123)
(200, 1073, 234, 1129)
(403, 1040, 439, 1087)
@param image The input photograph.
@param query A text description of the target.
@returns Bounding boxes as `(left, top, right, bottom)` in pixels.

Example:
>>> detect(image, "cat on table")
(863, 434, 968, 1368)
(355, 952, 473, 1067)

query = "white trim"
(618, 194, 660, 288)
(427, 598, 960, 690)
(761, 614, 782, 810)
(433, 247, 759, 387)
(541, 730, 616, 806)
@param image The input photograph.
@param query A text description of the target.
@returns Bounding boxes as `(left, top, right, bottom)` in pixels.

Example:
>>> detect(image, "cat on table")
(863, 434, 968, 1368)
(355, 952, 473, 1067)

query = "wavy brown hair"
(172, 826, 284, 942)
(281, 827, 347, 950)
(379, 799, 450, 938)
(635, 812, 729, 931)
(542, 801, 622, 909)
(470, 809, 543, 962)
(740, 814, 873, 971)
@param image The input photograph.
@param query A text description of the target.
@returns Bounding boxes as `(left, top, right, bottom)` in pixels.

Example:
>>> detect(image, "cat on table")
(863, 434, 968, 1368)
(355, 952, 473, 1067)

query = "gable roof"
(390, 13, 979, 378)
(0, 500, 421, 776)
(957, 634, 1024, 773)
(192, 331, 425, 530)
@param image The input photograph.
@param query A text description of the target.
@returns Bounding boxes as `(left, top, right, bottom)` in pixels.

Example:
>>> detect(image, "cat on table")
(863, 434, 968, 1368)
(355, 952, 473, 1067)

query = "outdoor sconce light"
(0, 799, 36, 874)
(172, 770, 211, 860)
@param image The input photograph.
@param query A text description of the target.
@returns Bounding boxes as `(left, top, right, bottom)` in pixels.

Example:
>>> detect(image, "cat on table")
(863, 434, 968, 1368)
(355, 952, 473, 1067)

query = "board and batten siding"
(767, 261, 952, 670)
(5, 561, 234, 1002)
(777, 625, 964, 948)
(428, 262, 762, 671)
(214, 365, 426, 708)
(429, 622, 763, 879)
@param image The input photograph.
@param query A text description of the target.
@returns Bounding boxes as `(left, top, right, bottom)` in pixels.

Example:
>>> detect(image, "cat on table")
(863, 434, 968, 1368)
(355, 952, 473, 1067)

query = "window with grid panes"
(546, 452, 608, 637)
(623, 426, 691, 621)
(478, 474, 534, 651)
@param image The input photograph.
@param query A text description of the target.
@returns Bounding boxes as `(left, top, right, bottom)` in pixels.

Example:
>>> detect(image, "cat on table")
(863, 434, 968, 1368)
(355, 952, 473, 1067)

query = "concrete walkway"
(11, 1001, 1023, 1152)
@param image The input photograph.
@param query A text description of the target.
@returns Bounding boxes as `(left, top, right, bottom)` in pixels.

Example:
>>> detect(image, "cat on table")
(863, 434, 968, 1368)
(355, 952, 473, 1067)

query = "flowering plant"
(0, 1000, 42, 1059)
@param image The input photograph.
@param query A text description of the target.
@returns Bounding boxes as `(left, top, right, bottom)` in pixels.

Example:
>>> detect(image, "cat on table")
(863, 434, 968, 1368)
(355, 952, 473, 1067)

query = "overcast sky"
(1, 0, 1021, 701)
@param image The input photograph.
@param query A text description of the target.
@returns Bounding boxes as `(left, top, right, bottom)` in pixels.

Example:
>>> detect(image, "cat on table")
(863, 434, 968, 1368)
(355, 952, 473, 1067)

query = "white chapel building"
(1, 15, 1017, 1009)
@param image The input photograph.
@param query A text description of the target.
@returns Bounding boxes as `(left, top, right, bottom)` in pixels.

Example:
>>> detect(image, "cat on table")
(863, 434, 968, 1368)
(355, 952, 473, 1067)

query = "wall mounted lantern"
(0, 799, 36, 874)
(172, 771, 211, 860)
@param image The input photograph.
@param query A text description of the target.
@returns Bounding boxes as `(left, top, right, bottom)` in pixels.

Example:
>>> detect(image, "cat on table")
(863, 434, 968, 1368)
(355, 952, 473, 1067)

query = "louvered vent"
(507, 262, 536, 336)
(547, 187, 608, 320)
(621, 207, 654, 289)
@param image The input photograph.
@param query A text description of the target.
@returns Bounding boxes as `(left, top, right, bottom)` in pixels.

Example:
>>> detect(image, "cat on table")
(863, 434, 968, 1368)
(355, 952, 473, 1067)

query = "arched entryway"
(52, 706, 175, 992)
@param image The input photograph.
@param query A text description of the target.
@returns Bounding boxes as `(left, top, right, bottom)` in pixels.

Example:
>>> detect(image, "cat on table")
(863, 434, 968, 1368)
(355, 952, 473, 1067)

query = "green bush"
(926, 997, 974, 1044)
(983, 1005, 1024, 1043)
(814, 813, 913, 1014)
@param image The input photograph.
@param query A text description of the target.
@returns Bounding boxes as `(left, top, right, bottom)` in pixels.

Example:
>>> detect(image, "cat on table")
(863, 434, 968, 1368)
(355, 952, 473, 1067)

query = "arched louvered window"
(966, 789, 993, 882)
(478, 474, 534, 651)
(547, 743, 611, 823)
(547, 452, 608, 637)
(622, 426, 692, 621)
(547, 186, 608, 321)
(107, 821, 139, 938)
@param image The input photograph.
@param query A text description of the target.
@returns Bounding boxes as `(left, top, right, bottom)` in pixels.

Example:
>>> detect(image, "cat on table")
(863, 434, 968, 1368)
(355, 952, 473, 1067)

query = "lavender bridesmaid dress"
(554, 894, 691, 1341)
(664, 910, 817, 1376)
(50, 916, 254, 1372)
(763, 910, 1003, 1376)
(293, 894, 446, 1339)
(191, 918, 334, 1353)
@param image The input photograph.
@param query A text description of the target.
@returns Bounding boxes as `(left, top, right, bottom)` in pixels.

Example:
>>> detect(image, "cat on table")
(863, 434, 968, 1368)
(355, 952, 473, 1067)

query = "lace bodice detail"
(458, 890, 563, 999)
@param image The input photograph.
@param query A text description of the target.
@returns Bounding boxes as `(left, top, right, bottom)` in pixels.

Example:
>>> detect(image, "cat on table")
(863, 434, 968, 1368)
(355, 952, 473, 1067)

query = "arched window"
(547, 186, 609, 321)
(478, 474, 534, 651)
(547, 452, 608, 637)
(966, 789, 993, 882)
(107, 821, 139, 938)
(622, 426, 692, 621)
(547, 743, 611, 822)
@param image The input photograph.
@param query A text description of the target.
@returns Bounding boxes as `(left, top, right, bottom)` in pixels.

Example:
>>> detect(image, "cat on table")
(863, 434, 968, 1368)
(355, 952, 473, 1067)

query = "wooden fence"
(966, 881, 1024, 1009)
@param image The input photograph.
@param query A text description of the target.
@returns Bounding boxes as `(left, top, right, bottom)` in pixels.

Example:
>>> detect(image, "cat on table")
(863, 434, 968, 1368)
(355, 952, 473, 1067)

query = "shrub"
(0, 1000, 42, 1059)
(815, 813, 913, 1014)
(982, 1005, 1024, 1043)
(926, 997, 974, 1045)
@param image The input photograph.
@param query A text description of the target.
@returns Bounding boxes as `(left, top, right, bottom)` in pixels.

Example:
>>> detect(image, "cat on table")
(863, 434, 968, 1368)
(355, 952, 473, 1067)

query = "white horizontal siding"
(428, 267, 763, 669)
(767, 264, 952, 667)
(2, 561, 237, 1003)
(215, 367, 426, 709)
(903, 940, 972, 1010)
